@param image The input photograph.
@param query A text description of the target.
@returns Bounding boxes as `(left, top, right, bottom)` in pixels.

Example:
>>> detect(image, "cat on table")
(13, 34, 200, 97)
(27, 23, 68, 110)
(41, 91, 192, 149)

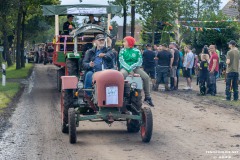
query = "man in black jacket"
(63, 15, 76, 35)
(83, 34, 115, 96)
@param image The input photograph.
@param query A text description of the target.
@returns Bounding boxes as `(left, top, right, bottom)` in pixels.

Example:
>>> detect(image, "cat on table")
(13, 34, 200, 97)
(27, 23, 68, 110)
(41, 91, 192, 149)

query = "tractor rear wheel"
(68, 108, 77, 144)
(141, 107, 153, 143)
(127, 90, 142, 133)
(66, 58, 78, 76)
(57, 68, 65, 92)
(61, 89, 74, 134)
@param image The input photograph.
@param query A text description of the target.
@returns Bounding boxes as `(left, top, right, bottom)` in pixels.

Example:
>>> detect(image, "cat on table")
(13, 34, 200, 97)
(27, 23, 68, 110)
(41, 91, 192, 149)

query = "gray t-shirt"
(183, 51, 194, 69)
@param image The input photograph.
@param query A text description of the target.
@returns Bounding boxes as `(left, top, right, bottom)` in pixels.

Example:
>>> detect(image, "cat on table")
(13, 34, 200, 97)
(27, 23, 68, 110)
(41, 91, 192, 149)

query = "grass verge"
(0, 63, 33, 79)
(208, 95, 240, 111)
(0, 82, 20, 112)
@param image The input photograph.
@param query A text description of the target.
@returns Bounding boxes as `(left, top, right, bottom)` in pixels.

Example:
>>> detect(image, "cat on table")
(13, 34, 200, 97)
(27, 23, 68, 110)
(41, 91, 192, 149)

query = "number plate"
(106, 86, 118, 105)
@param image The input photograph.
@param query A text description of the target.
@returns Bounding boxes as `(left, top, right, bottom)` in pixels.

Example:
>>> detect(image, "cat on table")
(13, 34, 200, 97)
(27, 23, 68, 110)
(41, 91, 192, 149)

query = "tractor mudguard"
(66, 52, 81, 59)
(61, 76, 78, 90)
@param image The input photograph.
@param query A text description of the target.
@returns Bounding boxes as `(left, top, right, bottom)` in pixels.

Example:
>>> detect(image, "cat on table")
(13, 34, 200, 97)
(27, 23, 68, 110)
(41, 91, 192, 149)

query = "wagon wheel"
(61, 89, 74, 134)
(68, 108, 77, 144)
(141, 107, 153, 143)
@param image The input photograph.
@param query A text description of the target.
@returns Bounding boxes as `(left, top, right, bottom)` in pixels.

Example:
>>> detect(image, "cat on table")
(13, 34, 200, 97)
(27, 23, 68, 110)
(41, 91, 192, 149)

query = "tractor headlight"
(130, 82, 137, 89)
(77, 81, 84, 89)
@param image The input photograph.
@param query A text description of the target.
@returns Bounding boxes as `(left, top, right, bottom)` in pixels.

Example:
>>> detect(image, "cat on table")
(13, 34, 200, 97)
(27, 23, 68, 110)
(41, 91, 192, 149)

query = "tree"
(137, 0, 180, 44)
(111, 0, 129, 39)
(130, 0, 135, 37)
(184, 12, 240, 53)
(0, 0, 14, 67)
(179, 0, 221, 47)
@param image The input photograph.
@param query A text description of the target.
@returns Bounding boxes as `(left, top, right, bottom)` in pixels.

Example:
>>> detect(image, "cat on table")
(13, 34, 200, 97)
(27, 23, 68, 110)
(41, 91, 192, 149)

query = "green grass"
(0, 82, 20, 111)
(0, 63, 33, 79)
(208, 95, 240, 109)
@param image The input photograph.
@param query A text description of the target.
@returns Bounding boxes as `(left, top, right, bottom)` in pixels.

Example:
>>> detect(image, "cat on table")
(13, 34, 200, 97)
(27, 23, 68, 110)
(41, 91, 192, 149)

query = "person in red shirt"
(208, 45, 219, 96)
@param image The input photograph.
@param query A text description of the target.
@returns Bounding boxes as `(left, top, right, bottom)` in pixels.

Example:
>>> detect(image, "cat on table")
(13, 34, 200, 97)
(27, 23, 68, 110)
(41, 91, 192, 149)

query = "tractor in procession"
(42, 4, 153, 144)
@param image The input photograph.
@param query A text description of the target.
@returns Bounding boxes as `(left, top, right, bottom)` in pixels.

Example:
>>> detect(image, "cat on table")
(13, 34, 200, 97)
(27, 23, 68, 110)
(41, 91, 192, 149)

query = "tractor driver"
(87, 14, 99, 25)
(83, 34, 115, 97)
(63, 14, 76, 35)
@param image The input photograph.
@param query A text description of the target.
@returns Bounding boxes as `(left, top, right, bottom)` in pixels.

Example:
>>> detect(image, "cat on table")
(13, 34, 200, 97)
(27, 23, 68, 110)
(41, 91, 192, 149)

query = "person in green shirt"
(119, 36, 154, 107)
(225, 40, 239, 101)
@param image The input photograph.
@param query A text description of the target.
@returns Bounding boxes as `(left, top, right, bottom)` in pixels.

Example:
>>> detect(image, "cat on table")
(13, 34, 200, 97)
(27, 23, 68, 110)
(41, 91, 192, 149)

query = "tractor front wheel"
(141, 107, 153, 143)
(68, 108, 77, 144)
(126, 89, 142, 133)
(127, 119, 140, 133)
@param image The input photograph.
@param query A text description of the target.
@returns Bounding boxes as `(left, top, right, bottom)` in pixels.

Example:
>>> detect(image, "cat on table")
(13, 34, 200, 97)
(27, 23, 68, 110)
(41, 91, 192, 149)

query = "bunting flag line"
(141, 31, 175, 34)
(126, 31, 175, 34)
(179, 19, 240, 23)
(181, 25, 229, 32)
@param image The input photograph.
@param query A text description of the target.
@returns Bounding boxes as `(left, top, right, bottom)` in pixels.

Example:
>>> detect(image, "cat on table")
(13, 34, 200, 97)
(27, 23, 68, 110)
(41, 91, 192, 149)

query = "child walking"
(198, 54, 209, 95)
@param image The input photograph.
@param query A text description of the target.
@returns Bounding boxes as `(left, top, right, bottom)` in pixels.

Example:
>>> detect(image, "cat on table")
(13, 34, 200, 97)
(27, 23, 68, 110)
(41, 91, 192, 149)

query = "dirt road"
(0, 64, 239, 160)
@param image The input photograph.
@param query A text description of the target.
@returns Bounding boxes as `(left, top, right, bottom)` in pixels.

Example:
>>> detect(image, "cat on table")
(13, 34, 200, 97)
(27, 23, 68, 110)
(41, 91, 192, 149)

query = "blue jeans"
(84, 71, 94, 96)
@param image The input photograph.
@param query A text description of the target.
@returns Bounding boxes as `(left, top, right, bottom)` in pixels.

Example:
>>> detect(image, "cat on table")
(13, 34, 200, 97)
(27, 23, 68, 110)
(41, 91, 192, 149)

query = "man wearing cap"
(225, 40, 239, 101)
(63, 15, 76, 35)
(142, 44, 156, 88)
(119, 36, 154, 107)
(83, 34, 115, 96)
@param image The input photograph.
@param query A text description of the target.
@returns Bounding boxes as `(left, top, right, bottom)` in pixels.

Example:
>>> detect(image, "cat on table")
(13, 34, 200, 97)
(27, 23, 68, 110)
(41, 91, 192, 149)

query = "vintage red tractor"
(61, 69, 153, 144)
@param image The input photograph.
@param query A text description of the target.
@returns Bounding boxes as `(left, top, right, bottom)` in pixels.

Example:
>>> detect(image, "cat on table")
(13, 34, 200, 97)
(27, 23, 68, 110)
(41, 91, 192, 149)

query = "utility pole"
(131, 0, 135, 37)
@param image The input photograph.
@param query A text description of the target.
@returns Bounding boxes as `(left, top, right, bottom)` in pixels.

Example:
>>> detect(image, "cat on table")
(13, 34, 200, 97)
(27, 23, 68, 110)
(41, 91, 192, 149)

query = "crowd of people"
(141, 41, 239, 101)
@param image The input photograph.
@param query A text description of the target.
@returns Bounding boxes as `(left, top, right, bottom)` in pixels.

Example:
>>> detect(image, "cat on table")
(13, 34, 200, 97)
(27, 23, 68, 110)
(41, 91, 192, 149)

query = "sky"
(61, 0, 230, 25)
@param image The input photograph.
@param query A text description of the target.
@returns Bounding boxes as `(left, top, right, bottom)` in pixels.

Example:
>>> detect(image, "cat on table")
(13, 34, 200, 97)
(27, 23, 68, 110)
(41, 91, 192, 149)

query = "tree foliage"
(182, 11, 240, 53)
(137, 0, 180, 44)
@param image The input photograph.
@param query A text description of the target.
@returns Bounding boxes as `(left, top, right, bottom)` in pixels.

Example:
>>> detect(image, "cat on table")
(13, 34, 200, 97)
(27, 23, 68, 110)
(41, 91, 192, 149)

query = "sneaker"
(144, 97, 154, 107)
(183, 86, 190, 90)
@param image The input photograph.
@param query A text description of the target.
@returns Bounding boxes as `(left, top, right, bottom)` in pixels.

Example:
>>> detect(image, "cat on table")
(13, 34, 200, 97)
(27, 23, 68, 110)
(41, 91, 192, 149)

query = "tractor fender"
(66, 52, 81, 59)
(61, 76, 78, 90)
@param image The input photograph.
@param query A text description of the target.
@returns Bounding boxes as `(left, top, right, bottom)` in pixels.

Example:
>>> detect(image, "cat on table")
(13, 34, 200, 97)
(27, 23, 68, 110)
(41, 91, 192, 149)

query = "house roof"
(222, 0, 239, 19)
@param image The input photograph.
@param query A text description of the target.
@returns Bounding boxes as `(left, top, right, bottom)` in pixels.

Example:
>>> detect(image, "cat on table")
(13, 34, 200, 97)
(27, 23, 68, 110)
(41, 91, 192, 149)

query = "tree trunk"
(2, 14, 13, 66)
(16, 1, 23, 69)
(131, 0, 135, 38)
(123, 0, 127, 39)
(21, 10, 26, 68)
(151, 6, 155, 45)
(197, 0, 200, 19)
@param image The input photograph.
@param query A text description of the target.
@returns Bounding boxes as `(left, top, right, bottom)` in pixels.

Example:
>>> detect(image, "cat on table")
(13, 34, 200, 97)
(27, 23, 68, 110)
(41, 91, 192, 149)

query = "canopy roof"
(70, 24, 110, 38)
(42, 4, 122, 17)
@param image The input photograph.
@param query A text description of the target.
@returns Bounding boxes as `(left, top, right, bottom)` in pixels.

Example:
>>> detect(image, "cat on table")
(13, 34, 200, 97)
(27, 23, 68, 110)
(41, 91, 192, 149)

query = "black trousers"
(207, 71, 218, 95)
(199, 76, 208, 95)
(226, 72, 239, 100)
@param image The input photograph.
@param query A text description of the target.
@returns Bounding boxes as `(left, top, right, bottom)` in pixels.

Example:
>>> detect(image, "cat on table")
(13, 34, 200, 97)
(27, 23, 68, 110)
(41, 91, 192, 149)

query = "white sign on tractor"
(67, 7, 107, 14)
